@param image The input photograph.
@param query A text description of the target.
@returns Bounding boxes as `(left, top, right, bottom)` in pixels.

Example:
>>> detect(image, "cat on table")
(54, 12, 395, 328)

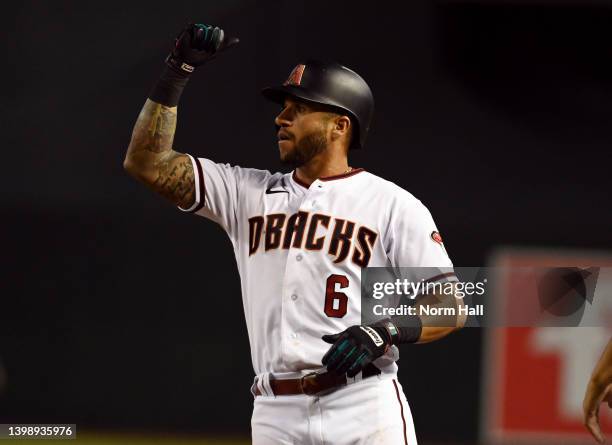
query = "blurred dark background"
(1, 0, 611, 443)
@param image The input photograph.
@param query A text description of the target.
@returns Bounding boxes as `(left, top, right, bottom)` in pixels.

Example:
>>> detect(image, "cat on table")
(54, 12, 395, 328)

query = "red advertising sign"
(483, 249, 612, 443)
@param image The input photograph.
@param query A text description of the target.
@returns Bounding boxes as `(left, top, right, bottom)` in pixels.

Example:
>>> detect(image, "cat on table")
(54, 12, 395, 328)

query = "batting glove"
(166, 23, 239, 74)
(322, 326, 392, 378)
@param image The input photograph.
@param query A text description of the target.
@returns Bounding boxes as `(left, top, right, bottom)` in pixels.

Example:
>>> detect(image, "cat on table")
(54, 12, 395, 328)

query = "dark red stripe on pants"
(393, 379, 408, 445)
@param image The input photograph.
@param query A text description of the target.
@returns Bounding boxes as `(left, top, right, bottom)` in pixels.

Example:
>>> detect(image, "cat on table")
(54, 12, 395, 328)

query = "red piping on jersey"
(291, 168, 365, 188)
(189, 157, 206, 213)
(292, 171, 310, 188)
(393, 379, 409, 445)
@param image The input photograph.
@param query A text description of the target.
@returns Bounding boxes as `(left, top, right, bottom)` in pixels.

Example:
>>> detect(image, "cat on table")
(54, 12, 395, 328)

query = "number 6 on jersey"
(324, 274, 349, 318)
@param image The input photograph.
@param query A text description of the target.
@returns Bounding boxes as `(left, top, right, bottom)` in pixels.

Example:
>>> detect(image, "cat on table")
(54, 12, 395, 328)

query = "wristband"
(148, 66, 190, 107)
(396, 321, 422, 344)
(374, 318, 422, 345)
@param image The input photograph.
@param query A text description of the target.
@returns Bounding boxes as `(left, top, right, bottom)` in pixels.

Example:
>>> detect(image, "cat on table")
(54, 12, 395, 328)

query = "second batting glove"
(322, 326, 392, 378)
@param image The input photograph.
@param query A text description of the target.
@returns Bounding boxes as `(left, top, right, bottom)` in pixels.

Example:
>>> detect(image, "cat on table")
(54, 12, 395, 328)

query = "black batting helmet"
(262, 59, 374, 150)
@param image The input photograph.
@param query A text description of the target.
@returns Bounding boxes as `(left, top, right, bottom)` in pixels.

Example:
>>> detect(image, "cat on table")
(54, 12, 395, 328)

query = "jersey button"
(296, 254, 303, 261)
(291, 333, 298, 339)
(291, 294, 298, 301)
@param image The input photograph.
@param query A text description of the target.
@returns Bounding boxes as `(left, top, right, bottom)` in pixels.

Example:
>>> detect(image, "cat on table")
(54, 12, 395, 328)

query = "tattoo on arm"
(153, 153, 196, 208)
(125, 99, 196, 209)
(128, 99, 177, 156)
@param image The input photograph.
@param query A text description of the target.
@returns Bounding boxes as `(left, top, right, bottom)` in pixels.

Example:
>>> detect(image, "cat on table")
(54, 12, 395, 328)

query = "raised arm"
(124, 100, 194, 208)
(123, 23, 238, 208)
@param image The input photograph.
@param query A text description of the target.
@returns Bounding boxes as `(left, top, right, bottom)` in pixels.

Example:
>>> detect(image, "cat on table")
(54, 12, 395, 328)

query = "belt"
(254, 364, 381, 397)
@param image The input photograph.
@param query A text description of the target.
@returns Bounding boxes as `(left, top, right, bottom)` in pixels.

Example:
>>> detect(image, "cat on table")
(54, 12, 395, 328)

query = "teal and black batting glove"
(322, 326, 392, 378)
(166, 23, 239, 74)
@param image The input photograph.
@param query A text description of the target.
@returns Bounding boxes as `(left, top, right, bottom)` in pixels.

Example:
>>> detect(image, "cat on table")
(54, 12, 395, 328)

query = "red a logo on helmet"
(283, 64, 305, 86)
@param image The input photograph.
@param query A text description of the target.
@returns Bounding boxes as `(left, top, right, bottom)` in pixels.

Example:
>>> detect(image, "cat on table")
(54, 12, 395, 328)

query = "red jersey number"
(324, 274, 349, 318)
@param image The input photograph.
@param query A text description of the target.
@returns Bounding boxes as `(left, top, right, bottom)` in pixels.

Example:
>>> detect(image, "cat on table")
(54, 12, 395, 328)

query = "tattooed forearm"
(124, 99, 196, 209)
(128, 99, 177, 156)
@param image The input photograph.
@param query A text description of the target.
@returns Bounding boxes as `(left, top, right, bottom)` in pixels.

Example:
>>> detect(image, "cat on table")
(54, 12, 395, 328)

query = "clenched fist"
(166, 23, 239, 74)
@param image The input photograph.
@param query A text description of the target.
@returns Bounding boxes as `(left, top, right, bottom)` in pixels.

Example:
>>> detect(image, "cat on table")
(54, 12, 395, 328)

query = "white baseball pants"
(251, 374, 417, 445)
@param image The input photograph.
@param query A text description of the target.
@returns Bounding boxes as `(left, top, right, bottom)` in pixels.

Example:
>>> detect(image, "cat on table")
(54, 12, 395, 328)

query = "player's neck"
(295, 155, 351, 186)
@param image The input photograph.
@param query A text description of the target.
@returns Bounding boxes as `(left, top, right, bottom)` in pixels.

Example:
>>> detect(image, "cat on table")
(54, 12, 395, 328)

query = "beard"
(280, 127, 329, 168)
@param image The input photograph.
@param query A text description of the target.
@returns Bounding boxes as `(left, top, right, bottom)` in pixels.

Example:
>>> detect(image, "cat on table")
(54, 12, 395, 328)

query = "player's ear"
(330, 115, 351, 142)
(335, 115, 350, 134)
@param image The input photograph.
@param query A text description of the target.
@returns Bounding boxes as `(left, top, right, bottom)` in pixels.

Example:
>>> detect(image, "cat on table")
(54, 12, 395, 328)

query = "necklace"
(344, 167, 353, 174)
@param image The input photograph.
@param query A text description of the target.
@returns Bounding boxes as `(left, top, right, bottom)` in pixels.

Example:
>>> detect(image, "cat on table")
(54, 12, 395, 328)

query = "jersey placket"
(280, 179, 327, 367)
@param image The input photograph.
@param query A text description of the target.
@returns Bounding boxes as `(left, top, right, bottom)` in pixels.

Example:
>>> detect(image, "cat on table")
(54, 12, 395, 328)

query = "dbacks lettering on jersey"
(248, 211, 378, 267)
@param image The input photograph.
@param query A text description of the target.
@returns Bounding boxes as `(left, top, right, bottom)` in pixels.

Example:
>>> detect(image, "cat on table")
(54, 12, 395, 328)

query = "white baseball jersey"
(180, 155, 455, 376)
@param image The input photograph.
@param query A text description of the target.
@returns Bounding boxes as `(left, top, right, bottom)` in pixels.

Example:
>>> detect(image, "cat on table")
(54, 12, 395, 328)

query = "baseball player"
(124, 23, 463, 444)
(584, 338, 612, 443)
